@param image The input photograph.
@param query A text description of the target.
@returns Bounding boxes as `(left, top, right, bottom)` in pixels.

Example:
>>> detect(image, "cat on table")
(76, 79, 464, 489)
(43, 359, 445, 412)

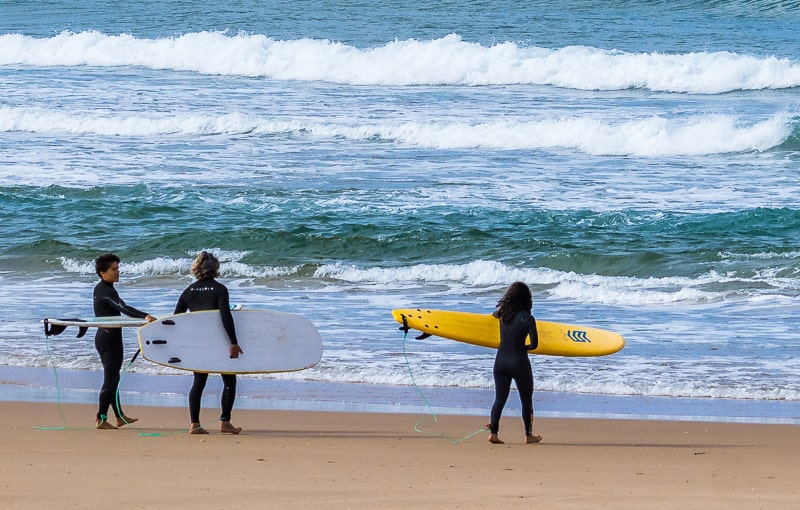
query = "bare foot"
(220, 422, 242, 435)
(189, 423, 209, 435)
(525, 434, 543, 444)
(488, 433, 504, 444)
(96, 419, 118, 430)
(116, 416, 138, 427)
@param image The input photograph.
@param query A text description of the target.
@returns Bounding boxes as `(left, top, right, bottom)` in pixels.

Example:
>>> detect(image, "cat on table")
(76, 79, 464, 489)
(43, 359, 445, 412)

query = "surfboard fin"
(396, 315, 432, 340)
(398, 315, 410, 333)
(43, 319, 67, 337)
(43, 318, 87, 338)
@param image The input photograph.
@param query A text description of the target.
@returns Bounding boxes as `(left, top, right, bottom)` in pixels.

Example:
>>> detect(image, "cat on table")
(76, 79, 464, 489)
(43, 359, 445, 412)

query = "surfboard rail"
(41, 316, 150, 338)
(41, 305, 242, 337)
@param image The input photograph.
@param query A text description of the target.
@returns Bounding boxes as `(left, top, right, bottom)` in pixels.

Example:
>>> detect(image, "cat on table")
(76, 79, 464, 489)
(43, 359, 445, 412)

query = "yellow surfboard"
(392, 308, 624, 357)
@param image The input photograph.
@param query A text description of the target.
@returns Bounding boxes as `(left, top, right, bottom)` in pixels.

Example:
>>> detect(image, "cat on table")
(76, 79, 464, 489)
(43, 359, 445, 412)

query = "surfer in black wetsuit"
(93, 253, 155, 430)
(488, 281, 542, 445)
(174, 251, 243, 435)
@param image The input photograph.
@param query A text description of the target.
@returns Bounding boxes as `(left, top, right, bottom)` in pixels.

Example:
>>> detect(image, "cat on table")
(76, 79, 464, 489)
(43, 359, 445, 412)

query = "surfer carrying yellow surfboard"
(488, 282, 542, 445)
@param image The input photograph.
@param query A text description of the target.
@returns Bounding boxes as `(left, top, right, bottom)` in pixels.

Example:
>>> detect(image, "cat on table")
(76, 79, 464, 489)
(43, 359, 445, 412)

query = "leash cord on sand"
(402, 330, 488, 444)
(37, 333, 186, 436)
(114, 349, 139, 425)
(34, 333, 86, 431)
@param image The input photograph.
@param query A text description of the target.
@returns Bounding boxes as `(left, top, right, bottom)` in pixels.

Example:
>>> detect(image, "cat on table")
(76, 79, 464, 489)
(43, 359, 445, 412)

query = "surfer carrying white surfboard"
(93, 253, 156, 430)
(488, 282, 542, 445)
(174, 251, 244, 435)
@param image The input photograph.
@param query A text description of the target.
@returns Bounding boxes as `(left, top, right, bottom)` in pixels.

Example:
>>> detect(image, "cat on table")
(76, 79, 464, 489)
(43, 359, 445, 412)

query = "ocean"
(1, 0, 800, 426)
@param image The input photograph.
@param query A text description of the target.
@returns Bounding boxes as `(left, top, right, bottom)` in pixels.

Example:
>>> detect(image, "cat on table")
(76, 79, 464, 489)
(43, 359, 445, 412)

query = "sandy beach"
(2, 401, 798, 509)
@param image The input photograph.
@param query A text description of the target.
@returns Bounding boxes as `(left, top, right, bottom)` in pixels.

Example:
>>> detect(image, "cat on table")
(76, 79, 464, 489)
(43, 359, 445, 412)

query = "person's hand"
(145, 314, 156, 323)
(229, 344, 243, 359)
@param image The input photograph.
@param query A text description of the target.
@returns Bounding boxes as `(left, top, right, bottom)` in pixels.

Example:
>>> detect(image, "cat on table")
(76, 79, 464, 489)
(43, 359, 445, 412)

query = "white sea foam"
(52, 256, 800, 305)
(58, 254, 299, 279)
(315, 261, 800, 304)
(2, 32, 799, 93)
(0, 106, 792, 157)
(40, 254, 800, 308)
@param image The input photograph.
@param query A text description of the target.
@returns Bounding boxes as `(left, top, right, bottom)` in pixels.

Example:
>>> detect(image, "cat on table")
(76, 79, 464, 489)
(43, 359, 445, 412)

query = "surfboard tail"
(42, 318, 88, 338)
(394, 310, 432, 340)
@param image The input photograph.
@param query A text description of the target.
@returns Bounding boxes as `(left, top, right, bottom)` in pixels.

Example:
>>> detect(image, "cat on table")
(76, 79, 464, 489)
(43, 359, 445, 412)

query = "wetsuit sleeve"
(102, 296, 149, 319)
(527, 315, 539, 350)
(216, 285, 238, 345)
(93, 282, 149, 318)
(173, 288, 189, 315)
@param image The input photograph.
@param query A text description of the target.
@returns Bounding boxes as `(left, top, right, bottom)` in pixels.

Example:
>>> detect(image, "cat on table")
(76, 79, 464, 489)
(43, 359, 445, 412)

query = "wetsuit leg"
(220, 373, 237, 422)
(95, 330, 124, 420)
(514, 368, 534, 436)
(189, 372, 209, 424)
(490, 368, 512, 434)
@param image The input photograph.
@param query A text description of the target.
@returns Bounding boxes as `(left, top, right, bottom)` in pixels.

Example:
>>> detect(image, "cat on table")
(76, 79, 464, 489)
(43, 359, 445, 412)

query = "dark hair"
(191, 251, 220, 280)
(493, 281, 533, 323)
(95, 253, 120, 277)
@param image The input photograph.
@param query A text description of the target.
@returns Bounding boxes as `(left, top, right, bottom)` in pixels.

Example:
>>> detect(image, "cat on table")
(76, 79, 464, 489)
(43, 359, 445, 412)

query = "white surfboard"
(137, 309, 323, 374)
(42, 316, 149, 337)
(43, 317, 149, 329)
(41, 305, 243, 337)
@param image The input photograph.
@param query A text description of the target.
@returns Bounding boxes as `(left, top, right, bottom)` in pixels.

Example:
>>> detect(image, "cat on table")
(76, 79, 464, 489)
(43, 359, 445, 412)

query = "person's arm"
(96, 294, 152, 320)
(216, 285, 242, 358)
(116, 297, 155, 322)
(173, 289, 189, 315)
(527, 315, 539, 351)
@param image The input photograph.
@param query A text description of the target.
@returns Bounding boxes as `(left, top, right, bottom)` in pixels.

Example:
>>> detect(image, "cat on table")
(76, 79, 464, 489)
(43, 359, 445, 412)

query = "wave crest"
(2, 31, 799, 93)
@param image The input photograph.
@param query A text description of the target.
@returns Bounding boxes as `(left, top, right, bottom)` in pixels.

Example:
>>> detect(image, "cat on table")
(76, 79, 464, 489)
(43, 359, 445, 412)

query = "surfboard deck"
(392, 308, 624, 357)
(137, 309, 323, 374)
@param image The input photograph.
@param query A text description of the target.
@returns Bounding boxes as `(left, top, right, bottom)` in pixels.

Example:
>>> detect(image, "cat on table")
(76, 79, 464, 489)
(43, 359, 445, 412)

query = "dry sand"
(2, 401, 799, 509)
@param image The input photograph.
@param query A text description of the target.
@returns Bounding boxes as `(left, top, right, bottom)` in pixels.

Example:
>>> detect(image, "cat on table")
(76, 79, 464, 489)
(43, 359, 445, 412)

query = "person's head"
(95, 253, 121, 283)
(494, 281, 533, 322)
(191, 251, 220, 281)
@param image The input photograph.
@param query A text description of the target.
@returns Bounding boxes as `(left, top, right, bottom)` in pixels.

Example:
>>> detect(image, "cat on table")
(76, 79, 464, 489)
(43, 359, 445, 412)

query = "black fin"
(43, 318, 87, 337)
(397, 315, 410, 333)
(43, 320, 67, 337)
(396, 315, 430, 340)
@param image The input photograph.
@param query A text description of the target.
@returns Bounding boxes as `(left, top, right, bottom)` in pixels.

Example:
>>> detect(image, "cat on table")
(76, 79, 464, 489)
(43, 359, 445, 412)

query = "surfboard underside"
(138, 309, 323, 374)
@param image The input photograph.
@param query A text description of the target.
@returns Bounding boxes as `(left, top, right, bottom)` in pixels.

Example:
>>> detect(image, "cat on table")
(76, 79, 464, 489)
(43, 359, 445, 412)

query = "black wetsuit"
(93, 280, 149, 421)
(489, 310, 538, 436)
(174, 278, 239, 423)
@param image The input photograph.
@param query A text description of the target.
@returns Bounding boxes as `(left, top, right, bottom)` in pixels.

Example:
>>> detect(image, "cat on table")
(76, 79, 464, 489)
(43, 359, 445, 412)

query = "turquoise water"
(1, 0, 800, 423)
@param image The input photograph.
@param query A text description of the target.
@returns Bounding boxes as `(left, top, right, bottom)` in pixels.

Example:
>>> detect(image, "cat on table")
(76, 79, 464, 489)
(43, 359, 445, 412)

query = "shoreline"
(3, 365, 800, 425)
(5, 400, 800, 509)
